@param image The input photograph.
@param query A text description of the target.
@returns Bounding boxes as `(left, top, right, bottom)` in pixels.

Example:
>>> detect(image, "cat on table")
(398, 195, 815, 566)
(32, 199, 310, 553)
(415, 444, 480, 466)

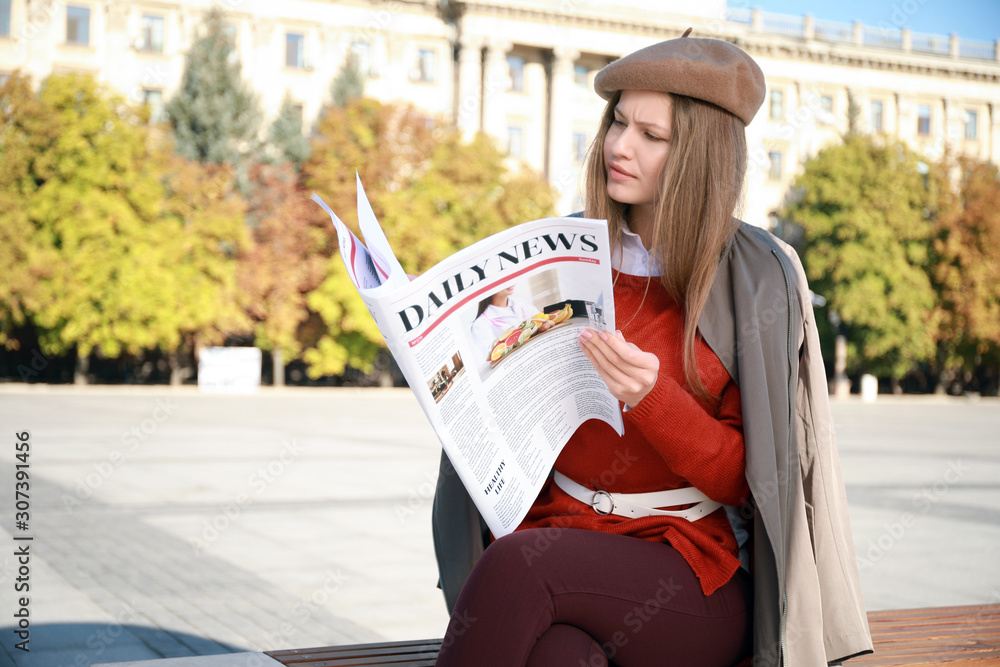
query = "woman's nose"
(609, 129, 634, 158)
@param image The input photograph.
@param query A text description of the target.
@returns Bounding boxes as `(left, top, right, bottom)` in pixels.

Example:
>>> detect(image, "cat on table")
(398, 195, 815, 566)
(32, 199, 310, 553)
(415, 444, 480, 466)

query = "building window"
(285, 33, 304, 69)
(768, 151, 782, 181)
(769, 90, 783, 121)
(507, 126, 523, 158)
(917, 104, 931, 136)
(142, 89, 165, 123)
(1, 0, 11, 37)
(416, 48, 436, 83)
(351, 40, 371, 77)
(870, 100, 883, 133)
(139, 14, 164, 53)
(574, 64, 588, 87)
(507, 56, 524, 92)
(573, 132, 587, 162)
(66, 5, 90, 45)
(964, 110, 978, 140)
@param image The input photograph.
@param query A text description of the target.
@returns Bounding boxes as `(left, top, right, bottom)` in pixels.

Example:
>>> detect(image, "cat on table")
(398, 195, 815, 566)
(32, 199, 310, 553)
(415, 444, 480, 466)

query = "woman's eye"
(612, 119, 626, 127)
(645, 132, 663, 141)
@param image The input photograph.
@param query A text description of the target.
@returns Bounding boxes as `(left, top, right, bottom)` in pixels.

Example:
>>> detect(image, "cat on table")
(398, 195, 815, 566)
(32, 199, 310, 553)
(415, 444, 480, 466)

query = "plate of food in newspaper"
(488, 303, 574, 367)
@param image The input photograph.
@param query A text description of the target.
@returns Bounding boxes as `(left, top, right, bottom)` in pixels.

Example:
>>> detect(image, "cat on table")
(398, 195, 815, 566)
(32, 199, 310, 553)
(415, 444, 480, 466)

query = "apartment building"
(2, 0, 998, 225)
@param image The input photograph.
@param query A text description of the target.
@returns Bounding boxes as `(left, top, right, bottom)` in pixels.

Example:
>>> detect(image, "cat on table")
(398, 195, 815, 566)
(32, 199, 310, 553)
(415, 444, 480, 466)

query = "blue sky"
(728, 0, 1000, 42)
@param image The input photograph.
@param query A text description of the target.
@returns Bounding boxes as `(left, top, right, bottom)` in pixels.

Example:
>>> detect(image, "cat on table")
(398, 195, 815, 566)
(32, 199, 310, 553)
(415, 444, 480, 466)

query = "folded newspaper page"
(312, 175, 624, 537)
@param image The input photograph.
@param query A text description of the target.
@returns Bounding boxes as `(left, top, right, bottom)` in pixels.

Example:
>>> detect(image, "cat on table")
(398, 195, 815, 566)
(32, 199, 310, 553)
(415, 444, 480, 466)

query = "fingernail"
(579, 330, 592, 340)
(599, 331, 608, 340)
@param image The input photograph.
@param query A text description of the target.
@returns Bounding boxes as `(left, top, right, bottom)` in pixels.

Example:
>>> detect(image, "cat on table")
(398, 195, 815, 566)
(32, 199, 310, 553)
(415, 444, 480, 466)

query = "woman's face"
(603, 89, 673, 209)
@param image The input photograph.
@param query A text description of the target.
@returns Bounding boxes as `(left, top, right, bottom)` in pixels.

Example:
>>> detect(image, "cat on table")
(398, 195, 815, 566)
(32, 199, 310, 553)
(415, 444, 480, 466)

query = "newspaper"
(312, 175, 624, 537)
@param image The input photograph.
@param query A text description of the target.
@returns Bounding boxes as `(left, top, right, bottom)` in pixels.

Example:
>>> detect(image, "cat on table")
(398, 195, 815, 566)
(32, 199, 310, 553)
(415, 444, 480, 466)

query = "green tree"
(330, 52, 364, 108)
(165, 6, 262, 167)
(929, 155, 1000, 394)
(302, 98, 556, 378)
(782, 135, 937, 384)
(267, 95, 311, 170)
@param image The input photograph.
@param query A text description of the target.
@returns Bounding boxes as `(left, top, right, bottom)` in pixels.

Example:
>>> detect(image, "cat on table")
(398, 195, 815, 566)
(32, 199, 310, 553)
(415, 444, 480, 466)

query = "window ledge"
(61, 42, 96, 52)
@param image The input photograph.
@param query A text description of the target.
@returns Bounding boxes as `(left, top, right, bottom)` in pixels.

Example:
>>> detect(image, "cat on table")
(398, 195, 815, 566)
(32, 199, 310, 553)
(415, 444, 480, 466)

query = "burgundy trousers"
(435, 528, 752, 667)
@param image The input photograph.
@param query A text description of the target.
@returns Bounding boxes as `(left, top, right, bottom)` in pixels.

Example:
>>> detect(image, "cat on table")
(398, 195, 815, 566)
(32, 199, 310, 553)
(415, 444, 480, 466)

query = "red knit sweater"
(517, 270, 749, 596)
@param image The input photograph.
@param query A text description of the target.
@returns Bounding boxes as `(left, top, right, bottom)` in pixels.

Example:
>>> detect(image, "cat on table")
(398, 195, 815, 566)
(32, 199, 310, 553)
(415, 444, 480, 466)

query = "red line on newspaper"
(406, 256, 598, 347)
(372, 252, 390, 280)
(348, 239, 358, 281)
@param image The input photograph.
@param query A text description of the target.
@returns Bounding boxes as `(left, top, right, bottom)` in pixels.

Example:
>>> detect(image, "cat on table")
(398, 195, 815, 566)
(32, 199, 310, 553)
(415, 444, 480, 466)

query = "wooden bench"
(852, 604, 1000, 666)
(267, 639, 442, 667)
(264, 604, 1000, 667)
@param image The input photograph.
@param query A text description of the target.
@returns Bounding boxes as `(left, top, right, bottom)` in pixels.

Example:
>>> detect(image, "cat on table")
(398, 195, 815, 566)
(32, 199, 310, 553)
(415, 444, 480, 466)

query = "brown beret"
(594, 34, 766, 126)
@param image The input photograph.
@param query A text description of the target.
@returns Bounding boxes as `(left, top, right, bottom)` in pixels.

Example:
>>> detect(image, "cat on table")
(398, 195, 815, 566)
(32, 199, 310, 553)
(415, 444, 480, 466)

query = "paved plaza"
(0, 386, 998, 667)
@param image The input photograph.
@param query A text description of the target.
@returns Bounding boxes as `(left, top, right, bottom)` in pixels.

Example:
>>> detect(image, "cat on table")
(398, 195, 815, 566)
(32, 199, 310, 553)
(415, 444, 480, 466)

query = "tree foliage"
(0, 71, 249, 380)
(330, 52, 364, 108)
(165, 6, 262, 166)
(10, 73, 176, 359)
(157, 144, 250, 350)
(301, 98, 556, 376)
(0, 72, 55, 349)
(782, 135, 937, 379)
(929, 155, 1000, 389)
(267, 95, 311, 170)
(239, 162, 332, 361)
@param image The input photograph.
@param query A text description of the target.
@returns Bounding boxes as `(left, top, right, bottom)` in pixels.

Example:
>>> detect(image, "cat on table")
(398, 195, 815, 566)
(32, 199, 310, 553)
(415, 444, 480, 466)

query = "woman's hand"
(578, 329, 659, 408)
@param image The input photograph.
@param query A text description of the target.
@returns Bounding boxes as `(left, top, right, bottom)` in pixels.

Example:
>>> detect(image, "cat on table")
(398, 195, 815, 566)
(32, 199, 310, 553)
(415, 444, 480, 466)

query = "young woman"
(432, 33, 873, 666)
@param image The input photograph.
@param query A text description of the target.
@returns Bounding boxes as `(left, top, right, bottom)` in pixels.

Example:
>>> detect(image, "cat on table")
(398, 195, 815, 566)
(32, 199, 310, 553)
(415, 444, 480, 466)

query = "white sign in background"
(198, 347, 262, 394)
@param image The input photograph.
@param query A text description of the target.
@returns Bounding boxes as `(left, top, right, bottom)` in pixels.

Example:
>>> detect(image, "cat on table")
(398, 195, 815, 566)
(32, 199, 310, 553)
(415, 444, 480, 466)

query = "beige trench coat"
(431, 221, 874, 666)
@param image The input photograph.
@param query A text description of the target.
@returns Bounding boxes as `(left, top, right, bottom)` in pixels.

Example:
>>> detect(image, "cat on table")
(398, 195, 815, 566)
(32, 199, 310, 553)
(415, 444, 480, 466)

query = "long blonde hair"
(584, 91, 748, 399)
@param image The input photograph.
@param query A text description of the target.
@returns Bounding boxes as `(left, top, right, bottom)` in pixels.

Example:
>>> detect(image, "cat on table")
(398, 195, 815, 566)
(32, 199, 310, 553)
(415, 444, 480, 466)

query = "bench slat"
(267, 639, 443, 667)
(265, 605, 1000, 666)
(851, 604, 1000, 665)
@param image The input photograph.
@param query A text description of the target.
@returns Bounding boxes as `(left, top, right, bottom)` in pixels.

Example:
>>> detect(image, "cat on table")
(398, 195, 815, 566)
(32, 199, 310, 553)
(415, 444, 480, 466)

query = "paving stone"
(0, 389, 997, 666)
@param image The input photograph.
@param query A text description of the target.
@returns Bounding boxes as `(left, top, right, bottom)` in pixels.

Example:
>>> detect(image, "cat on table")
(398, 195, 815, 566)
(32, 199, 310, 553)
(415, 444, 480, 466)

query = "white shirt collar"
(612, 221, 661, 277)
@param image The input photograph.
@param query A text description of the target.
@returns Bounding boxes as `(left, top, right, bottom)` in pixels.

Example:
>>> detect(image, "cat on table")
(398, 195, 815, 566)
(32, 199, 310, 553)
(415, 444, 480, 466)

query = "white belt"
(552, 471, 722, 522)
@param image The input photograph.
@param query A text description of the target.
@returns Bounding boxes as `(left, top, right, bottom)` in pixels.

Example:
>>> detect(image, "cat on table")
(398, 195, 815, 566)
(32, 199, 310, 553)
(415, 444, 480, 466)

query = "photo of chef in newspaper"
(461, 268, 605, 378)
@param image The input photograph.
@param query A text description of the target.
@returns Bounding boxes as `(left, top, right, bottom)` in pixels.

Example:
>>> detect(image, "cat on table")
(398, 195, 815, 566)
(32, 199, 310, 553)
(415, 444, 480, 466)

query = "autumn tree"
(302, 98, 556, 380)
(929, 155, 1000, 394)
(239, 162, 332, 385)
(0, 72, 56, 353)
(5, 73, 185, 382)
(157, 144, 251, 384)
(782, 134, 937, 386)
(0, 72, 249, 384)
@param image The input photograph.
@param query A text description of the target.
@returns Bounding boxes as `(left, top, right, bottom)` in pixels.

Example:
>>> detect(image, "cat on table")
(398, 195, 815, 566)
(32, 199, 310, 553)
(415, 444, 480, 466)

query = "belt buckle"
(591, 489, 614, 515)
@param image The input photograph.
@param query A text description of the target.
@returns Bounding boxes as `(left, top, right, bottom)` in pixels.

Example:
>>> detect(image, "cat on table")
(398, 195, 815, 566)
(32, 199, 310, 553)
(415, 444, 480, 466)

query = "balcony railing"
(728, 8, 999, 63)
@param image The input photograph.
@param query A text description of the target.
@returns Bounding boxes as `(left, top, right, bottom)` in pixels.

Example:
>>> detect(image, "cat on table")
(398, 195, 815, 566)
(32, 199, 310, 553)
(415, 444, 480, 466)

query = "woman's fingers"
(578, 329, 659, 406)
(579, 334, 632, 386)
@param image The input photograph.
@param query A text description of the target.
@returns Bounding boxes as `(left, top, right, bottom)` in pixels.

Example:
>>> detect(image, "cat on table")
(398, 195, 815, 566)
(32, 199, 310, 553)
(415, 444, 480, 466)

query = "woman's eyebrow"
(614, 107, 669, 134)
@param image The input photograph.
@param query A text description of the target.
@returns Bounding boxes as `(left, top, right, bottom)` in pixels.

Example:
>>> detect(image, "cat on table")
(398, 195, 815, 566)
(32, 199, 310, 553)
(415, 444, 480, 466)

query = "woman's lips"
(608, 163, 635, 180)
